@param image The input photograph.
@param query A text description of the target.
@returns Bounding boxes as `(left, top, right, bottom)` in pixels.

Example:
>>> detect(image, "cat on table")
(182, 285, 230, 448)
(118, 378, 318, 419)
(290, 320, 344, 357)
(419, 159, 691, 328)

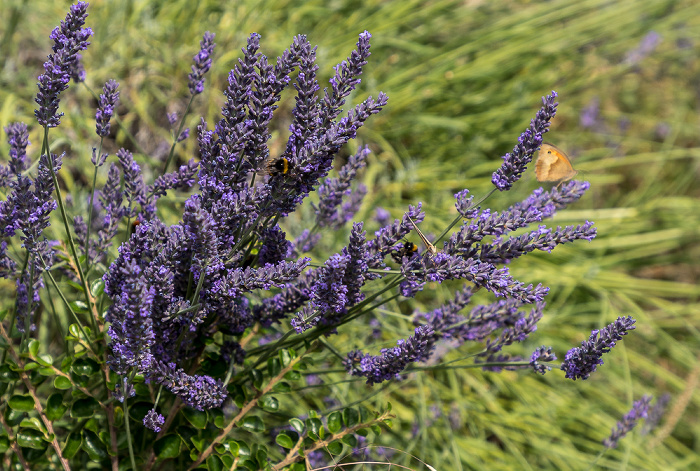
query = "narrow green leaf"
(255, 448, 268, 466)
(226, 439, 240, 457)
(154, 434, 182, 459)
(9, 394, 35, 412)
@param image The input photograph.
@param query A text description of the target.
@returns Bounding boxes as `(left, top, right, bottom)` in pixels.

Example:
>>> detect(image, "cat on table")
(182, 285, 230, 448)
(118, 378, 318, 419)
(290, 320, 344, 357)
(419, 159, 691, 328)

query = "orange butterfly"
(535, 144, 578, 184)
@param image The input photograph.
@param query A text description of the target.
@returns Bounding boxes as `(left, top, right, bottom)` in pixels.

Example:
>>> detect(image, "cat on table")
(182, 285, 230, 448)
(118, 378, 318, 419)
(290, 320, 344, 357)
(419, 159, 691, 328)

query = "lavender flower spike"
(491, 91, 558, 191)
(603, 395, 652, 448)
(561, 316, 636, 380)
(344, 325, 435, 385)
(188, 32, 216, 96)
(34, 1, 93, 128)
(95, 79, 120, 137)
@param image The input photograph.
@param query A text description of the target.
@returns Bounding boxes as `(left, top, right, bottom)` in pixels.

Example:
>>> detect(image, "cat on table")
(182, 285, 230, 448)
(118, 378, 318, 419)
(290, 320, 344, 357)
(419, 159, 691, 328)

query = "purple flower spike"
(35, 1, 93, 128)
(561, 316, 636, 380)
(314, 146, 370, 229)
(491, 91, 558, 191)
(4, 123, 31, 179)
(603, 395, 652, 448)
(344, 325, 435, 385)
(95, 79, 120, 137)
(188, 32, 216, 96)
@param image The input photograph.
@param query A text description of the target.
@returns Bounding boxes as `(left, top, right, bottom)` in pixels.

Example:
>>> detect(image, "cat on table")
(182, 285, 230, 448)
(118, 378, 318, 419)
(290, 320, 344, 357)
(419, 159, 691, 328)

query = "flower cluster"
(0, 8, 640, 470)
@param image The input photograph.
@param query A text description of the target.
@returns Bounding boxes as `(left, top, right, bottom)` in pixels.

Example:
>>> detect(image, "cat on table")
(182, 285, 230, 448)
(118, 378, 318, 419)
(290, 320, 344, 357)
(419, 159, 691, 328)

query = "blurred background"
(1, 0, 699, 469)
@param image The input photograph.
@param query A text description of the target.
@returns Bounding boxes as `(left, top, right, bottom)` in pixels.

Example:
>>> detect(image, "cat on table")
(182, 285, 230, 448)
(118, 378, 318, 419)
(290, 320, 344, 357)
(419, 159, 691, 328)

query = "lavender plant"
(0, 2, 644, 469)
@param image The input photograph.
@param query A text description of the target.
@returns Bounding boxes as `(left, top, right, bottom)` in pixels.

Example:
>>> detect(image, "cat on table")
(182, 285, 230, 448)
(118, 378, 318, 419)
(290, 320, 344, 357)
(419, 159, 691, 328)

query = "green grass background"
(1, 0, 699, 469)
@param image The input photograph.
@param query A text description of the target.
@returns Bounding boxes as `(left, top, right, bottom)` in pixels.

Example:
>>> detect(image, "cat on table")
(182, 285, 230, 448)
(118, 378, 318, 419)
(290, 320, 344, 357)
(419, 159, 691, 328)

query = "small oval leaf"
(53, 376, 72, 390)
(241, 416, 264, 433)
(275, 433, 294, 449)
(17, 428, 45, 449)
(70, 397, 99, 418)
(46, 393, 67, 421)
(327, 411, 342, 434)
(182, 408, 207, 430)
(62, 431, 81, 459)
(9, 394, 35, 412)
(82, 429, 107, 461)
(154, 434, 182, 459)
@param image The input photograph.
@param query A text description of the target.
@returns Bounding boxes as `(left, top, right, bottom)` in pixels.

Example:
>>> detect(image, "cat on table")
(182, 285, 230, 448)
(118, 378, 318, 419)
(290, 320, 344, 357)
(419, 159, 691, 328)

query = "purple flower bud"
(34, 2, 93, 127)
(530, 346, 556, 375)
(491, 91, 558, 191)
(561, 316, 636, 380)
(603, 395, 652, 448)
(143, 409, 165, 432)
(640, 394, 670, 436)
(344, 325, 434, 385)
(4, 122, 30, 177)
(188, 32, 216, 96)
(95, 79, 120, 137)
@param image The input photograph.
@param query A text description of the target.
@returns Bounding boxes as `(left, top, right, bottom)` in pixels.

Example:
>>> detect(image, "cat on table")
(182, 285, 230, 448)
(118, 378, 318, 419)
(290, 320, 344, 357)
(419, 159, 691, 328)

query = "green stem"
(162, 95, 195, 174)
(41, 126, 97, 333)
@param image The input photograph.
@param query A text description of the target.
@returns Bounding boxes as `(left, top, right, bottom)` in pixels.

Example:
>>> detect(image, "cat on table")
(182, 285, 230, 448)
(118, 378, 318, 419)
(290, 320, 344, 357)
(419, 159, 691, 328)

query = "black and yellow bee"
(406, 215, 438, 257)
(266, 157, 294, 176)
(391, 240, 419, 263)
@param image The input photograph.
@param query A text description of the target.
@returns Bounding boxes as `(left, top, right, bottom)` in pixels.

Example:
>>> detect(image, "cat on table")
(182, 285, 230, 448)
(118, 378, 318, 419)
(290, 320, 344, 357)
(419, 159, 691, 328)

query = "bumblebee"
(406, 214, 438, 257)
(266, 157, 294, 176)
(391, 240, 419, 263)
